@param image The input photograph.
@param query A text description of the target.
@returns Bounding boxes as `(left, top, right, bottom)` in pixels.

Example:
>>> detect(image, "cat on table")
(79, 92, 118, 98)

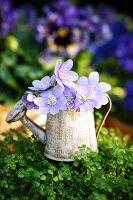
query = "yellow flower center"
(48, 95, 57, 105)
(50, 98, 55, 104)
(57, 28, 69, 38)
(59, 72, 65, 79)
(67, 97, 73, 104)
(81, 95, 88, 102)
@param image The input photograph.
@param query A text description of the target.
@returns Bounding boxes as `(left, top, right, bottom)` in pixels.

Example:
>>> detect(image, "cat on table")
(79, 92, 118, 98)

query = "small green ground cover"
(0, 127, 132, 200)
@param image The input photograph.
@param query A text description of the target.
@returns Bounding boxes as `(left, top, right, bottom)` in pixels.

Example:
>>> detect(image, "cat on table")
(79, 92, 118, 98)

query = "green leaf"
(0, 65, 17, 88)
(17, 169, 25, 178)
(14, 64, 43, 79)
(1, 51, 17, 67)
(53, 176, 58, 182)
(40, 175, 46, 181)
(48, 170, 53, 175)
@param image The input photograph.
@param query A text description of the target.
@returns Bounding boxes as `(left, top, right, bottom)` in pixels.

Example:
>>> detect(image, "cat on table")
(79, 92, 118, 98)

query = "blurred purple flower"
(78, 4, 113, 44)
(78, 72, 111, 109)
(42, 0, 79, 28)
(36, 0, 91, 58)
(75, 85, 97, 112)
(90, 36, 117, 62)
(91, 20, 133, 73)
(115, 34, 133, 72)
(34, 85, 66, 115)
(97, 4, 116, 22)
(22, 92, 38, 110)
(54, 59, 78, 89)
(39, 51, 54, 62)
(90, 20, 127, 55)
(64, 87, 76, 109)
(37, 2, 122, 59)
(110, 20, 128, 37)
(28, 75, 55, 91)
(124, 80, 133, 112)
(0, 0, 18, 38)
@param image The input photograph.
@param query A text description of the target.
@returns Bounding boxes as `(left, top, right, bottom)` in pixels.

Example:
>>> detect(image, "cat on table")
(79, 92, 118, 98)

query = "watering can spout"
(6, 100, 46, 143)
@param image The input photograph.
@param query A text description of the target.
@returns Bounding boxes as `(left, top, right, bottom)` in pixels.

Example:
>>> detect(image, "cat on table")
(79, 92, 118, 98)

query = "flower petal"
(26, 103, 34, 110)
(87, 99, 97, 109)
(63, 80, 76, 89)
(97, 82, 111, 92)
(61, 59, 73, 72)
(28, 87, 39, 91)
(66, 71, 78, 81)
(50, 105, 60, 115)
(34, 97, 48, 106)
(95, 93, 108, 108)
(76, 85, 88, 95)
(54, 59, 62, 77)
(89, 72, 99, 85)
(75, 100, 81, 110)
(41, 76, 50, 83)
(67, 101, 75, 109)
(53, 85, 64, 96)
(27, 93, 35, 102)
(78, 76, 88, 86)
(56, 77, 64, 88)
(64, 87, 76, 98)
(57, 97, 67, 110)
(39, 106, 50, 115)
(32, 80, 41, 88)
(40, 90, 52, 98)
(50, 75, 56, 85)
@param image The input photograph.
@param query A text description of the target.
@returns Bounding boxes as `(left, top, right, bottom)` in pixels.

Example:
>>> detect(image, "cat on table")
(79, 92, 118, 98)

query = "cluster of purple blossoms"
(0, 0, 18, 38)
(124, 80, 133, 112)
(36, 0, 116, 60)
(22, 59, 111, 115)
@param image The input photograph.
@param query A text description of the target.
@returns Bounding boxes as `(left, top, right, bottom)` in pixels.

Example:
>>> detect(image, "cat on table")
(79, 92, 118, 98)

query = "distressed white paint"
(45, 109, 98, 161)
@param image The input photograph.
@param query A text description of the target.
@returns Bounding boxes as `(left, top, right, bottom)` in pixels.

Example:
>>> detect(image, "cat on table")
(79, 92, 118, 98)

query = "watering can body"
(45, 109, 98, 161)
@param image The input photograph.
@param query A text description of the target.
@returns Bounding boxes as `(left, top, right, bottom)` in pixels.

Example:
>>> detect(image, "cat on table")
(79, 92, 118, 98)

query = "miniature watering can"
(6, 97, 112, 161)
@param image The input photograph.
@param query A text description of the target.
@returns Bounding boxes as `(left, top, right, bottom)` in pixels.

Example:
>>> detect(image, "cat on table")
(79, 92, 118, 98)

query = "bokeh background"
(0, 0, 133, 138)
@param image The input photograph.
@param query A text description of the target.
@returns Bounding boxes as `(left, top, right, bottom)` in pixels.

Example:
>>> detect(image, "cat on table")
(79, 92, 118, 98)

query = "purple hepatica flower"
(124, 80, 133, 112)
(28, 75, 55, 91)
(64, 87, 76, 109)
(34, 85, 66, 115)
(22, 92, 39, 110)
(54, 59, 78, 89)
(78, 72, 111, 109)
(0, 0, 18, 38)
(75, 85, 97, 112)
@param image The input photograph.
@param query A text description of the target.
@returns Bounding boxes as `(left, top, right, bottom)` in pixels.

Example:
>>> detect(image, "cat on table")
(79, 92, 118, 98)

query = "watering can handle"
(96, 95, 112, 138)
